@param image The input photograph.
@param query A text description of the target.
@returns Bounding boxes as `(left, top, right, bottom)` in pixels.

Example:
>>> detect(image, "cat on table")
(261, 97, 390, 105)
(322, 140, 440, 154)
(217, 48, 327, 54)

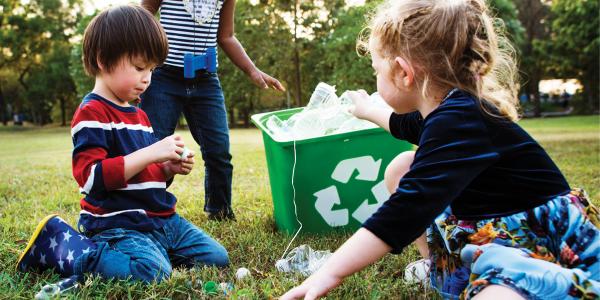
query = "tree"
(310, 2, 378, 93)
(489, 0, 525, 48)
(514, 0, 551, 117)
(272, 0, 345, 107)
(69, 13, 96, 101)
(545, 0, 599, 113)
(219, 0, 294, 127)
(0, 0, 84, 125)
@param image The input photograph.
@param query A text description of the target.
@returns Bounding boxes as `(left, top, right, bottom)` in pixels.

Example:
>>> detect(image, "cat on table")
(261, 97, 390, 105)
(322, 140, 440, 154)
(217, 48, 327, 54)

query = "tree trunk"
(584, 77, 599, 114)
(515, 0, 547, 118)
(241, 109, 250, 128)
(31, 108, 38, 126)
(60, 96, 67, 126)
(0, 83, 6, 126)
(528, 73, 541, 117)
(293, 0, 302, 107)
(228, 106, 236, 128)
(584, 63, 599, 113)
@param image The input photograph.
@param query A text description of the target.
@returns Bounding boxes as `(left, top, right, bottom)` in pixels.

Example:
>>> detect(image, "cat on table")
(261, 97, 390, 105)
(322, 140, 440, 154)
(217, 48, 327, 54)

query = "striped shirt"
(160, 0, 223, 67)
(71, 93, 177, 232)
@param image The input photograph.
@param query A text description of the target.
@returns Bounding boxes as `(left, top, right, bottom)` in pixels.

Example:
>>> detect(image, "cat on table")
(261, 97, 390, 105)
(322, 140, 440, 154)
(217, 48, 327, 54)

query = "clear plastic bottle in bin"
(306, 82, 338, 110)
(266, 115, 291, 141)
(289, 110, 326, 140)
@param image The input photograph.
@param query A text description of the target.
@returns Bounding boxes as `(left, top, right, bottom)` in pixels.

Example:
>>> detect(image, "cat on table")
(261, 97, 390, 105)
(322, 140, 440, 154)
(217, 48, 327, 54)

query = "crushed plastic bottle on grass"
(275, 244, 332, 276)
(34, 275, 79, 300)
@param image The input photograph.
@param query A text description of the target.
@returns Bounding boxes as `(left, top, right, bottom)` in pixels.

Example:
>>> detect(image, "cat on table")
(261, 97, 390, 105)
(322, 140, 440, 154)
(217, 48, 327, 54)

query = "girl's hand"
(249, 69, 286, 92)
(148, 135, 185, 163)
(280, 271, 343, 300)
(163, 151, 195, 176)
(346, 90, 372, 120)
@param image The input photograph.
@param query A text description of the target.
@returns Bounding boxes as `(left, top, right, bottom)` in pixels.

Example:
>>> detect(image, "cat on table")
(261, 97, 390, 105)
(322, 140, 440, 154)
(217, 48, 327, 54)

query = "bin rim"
(251, 108, 388, 147)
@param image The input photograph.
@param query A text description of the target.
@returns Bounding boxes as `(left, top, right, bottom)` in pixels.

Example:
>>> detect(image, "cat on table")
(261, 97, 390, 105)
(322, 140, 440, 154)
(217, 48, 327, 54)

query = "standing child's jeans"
(74, 214, 228, 283)
(140, 66, 233, 216)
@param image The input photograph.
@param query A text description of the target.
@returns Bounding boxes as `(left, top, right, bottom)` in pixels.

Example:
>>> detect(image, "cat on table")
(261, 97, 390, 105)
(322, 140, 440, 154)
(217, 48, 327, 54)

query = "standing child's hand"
(149, 134, 185, 163)
(249, 68, 286, 92)
(163, 150, 195, 176)
(346, 90, 372, 120)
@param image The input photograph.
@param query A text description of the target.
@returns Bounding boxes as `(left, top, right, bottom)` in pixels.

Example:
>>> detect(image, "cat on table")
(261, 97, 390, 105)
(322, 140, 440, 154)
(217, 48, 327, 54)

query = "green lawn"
(0, 115, 598, 299)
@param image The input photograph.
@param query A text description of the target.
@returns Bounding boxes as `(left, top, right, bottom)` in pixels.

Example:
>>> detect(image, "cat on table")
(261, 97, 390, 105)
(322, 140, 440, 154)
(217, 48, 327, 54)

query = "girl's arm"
(141, 0, 161, 15)
(280, 228, 391, 300)
(217, 0, 285, 91)
(347, 90, 393, 131)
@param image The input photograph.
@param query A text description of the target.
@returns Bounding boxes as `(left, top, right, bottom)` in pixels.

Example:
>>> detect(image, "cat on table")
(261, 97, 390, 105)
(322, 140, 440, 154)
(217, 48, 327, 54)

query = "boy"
(17, 5, 228, 283)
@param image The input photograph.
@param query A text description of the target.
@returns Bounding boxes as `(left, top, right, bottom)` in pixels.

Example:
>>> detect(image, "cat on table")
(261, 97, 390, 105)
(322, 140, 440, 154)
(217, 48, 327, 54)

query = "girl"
(281, 0, 599, 299)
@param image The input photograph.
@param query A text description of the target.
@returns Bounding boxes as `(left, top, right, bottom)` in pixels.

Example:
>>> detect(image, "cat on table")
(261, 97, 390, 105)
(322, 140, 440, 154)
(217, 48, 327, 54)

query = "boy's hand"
(149, 135, 185, 163)
(346, 90, 372, 120)
(163, 151, 195, 176)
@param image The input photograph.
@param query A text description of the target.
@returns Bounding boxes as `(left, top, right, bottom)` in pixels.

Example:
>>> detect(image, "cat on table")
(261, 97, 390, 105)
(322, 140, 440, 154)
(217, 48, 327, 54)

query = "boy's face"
(370, 47, 419, 114)
(99, 56, 155, 103)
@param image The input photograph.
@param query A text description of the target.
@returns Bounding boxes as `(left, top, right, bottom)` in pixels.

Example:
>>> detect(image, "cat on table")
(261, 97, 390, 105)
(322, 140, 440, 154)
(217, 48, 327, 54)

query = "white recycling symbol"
(314, 156, 391, 227)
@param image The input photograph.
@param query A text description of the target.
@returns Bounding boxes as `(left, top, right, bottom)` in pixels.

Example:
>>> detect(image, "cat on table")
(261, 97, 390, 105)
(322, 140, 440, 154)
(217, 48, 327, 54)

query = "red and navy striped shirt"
(71, 93, 176, 232)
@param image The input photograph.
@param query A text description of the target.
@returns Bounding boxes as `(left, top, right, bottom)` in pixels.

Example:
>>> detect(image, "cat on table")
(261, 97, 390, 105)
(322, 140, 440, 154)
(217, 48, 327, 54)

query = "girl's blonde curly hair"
(358, 0, 520, 121)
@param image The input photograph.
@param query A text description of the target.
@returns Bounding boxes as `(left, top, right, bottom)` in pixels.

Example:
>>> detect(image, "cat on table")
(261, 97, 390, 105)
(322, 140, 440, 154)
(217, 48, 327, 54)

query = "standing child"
(139, 0, 286, 221)
(282, 0, 599, 299)
(17, 5, 228, 283)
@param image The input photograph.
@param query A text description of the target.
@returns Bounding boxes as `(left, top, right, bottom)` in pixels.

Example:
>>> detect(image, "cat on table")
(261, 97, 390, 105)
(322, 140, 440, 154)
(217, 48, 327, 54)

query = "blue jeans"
(73, 214, 229, 283)
(140, 66, 233, 214)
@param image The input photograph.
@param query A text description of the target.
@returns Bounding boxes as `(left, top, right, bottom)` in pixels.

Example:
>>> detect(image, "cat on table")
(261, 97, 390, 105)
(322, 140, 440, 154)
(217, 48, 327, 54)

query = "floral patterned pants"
(428, 189, 600, 299)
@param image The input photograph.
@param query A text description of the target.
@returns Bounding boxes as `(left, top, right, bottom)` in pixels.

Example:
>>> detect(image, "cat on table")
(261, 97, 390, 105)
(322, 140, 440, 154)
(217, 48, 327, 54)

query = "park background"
(0, 0, 599, 298)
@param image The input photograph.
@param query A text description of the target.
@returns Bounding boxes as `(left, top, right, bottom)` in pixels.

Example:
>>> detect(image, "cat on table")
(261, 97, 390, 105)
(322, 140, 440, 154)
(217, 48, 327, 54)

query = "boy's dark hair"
(82, 5, 168, 76)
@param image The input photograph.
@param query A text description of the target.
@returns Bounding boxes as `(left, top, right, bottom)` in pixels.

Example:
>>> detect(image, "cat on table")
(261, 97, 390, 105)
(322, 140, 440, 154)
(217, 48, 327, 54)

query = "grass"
(0, 115, 598, 299)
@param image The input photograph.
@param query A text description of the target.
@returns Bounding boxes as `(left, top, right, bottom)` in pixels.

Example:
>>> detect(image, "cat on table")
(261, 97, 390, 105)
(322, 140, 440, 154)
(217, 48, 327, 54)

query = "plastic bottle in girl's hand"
(306, 82, 339, 110)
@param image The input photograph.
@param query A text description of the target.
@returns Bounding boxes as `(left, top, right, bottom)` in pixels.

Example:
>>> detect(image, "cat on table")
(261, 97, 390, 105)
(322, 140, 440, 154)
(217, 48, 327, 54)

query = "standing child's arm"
(281, 228, 391, 300)
(217, 0, 285, 91)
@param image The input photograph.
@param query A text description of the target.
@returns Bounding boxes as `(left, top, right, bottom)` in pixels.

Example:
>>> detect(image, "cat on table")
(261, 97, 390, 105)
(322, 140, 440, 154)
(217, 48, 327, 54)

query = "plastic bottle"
(306, 82, 338, 110)
(275, 245, 332, 276)
(34, 275, 79, 300)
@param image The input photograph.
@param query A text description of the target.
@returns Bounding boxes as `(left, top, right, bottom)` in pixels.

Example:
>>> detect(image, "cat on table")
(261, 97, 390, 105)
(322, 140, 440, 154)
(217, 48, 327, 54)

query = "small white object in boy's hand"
(235, 267, 251, 280)
(180, 147, 192, 160)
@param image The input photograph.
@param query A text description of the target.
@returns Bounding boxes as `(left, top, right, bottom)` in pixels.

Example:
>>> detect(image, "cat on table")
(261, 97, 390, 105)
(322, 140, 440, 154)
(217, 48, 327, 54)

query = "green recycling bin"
(251, 108, 413, 234)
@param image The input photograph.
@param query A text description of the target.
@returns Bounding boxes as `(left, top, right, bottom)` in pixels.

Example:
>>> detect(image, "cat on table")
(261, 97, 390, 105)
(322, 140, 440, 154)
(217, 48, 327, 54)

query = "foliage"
(306, 2, 378, 94)
(0, 0, 84, 125)
(0, 0, 597, 126)
(219, 0, 294, 126)
(489, 0, 525, 49)
(68, 13, 96, 101)
(544, 0, 599, 113)
(513, 0, 551, 116)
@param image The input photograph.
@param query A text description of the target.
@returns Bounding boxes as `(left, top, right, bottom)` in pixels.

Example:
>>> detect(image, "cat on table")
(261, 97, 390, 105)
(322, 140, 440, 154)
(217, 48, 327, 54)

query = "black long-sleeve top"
(362, 90, 570, 254)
